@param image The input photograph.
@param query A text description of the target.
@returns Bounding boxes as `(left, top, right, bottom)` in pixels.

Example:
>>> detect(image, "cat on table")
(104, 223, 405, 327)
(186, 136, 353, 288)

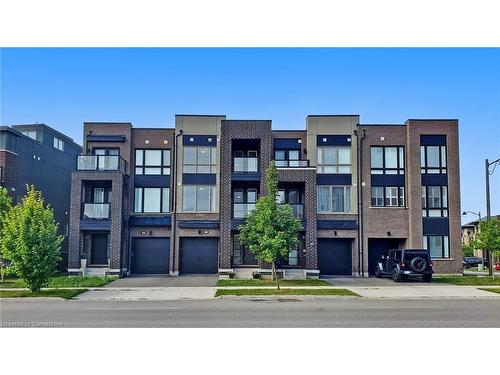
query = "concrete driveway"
(105, 275, 218, 288)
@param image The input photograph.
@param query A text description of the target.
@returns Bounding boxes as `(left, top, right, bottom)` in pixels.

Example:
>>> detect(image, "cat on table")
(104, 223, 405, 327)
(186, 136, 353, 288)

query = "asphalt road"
(2, 297, 500, 327)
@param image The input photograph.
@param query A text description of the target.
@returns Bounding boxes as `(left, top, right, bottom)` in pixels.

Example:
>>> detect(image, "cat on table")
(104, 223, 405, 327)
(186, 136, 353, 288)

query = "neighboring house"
(0, 124, 82, 270)
(462, 215, 500, 261)
(67, 115, 462, 277)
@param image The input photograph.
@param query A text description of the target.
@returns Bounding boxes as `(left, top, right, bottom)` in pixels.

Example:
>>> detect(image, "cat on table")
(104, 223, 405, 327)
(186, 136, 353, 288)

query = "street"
(2, 297, 500, 327)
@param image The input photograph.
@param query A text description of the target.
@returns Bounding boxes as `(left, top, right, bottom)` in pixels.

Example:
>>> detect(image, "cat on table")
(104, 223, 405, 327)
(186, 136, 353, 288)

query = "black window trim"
(370, 185, 405, 208)
(422, 185, 448, 217)
(135, 148, 171, 176)
(421, 144, 447, 174)
(134, 186, 170, 213)
(370, 146, 405, 175)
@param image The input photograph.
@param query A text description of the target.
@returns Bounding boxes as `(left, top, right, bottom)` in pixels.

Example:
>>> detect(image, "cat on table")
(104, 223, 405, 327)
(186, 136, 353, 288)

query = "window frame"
(133, 187, 170, 213)
(423, 235, 450, 258)
(370, 186, 405, 208)
(135, 149, 171, 176)
(317, 185, 352, 213)
(182, 185, 217, 212)
(421, 185, 448, 217)
(53, 137, 64, 151)
(317, 146, 351, 174)
(421, 145, 447, 174)
(183, 146, 217, 174)
(370, 146, 405, 175)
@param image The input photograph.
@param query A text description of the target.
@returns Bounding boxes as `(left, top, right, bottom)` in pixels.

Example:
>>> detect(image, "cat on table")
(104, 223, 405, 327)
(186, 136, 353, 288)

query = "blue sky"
(1, 48, 499, 221)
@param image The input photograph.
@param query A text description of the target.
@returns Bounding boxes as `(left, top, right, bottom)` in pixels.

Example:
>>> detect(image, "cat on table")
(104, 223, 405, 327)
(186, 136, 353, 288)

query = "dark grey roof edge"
(8, 124, 80, 146)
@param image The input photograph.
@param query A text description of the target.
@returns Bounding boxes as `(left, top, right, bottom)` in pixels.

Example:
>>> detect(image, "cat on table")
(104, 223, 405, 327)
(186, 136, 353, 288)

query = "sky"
(1, 48, 499, 221)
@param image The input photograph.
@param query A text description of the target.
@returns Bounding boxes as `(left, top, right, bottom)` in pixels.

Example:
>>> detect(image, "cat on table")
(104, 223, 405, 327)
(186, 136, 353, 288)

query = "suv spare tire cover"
(410, 257, 427, 272)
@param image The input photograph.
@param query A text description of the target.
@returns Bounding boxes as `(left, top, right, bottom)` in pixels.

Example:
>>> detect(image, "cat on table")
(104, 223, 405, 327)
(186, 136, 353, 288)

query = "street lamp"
(485, 157, 500, 277)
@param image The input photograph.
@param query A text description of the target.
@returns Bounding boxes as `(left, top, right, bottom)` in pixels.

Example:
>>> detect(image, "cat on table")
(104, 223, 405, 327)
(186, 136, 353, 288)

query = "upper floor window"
(421, 145, 447, 174)
(93, 148, 119, 156)
(371, 186, 405, 207)
(317, 186, 351, 213)
(182, 185, 217, 212)
(135, 149, 170, 175)
(134, 187, 170, 213)
(317, 147, 351, 174)
(275, 149, 304, 167)
(183, 146, 216, 173)
(53, 137, 64, 151)
(371, 146, 404, 174)
(422, 185, 448, 217)
(21, 130, 37, 140)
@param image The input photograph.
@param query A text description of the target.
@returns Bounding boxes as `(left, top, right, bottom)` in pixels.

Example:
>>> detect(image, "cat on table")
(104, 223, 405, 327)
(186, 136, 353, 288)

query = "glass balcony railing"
(82, 203, 110, 219)
(233, 157, 258, 173)
(76, 155, 125, 172)
(283, 203, 303, 218)
(233, 203, 256, 218)
(274, 160, 309, 167)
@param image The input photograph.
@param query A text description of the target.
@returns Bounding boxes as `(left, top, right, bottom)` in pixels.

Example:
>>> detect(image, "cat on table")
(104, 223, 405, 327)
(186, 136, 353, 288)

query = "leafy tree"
(467, 218, 500, 276)
(238, 162, 303, 289)
(0, 185, 63, 291)
(0, 187, 13, 282)
(462, 242, 475, 258)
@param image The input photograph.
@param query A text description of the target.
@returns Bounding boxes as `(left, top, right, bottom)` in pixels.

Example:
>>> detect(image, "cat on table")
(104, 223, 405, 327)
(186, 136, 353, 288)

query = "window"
(371, 186, 405, 207)
(53, 137, 64, 151)
(183, 146, 216, 173)
(135, 149, 170, 175)
(134, 187, 170, 213)
(421, 145, 447, 174)
(371, 146, 404, 174)
(422, 186, 448, 217)
(182, 185, 217, 212)
(274, 149, 301, 167)
(21, 130, 37, 140)
(317, 147, 351, 173)
(317, 186, 351, 213)
(423, 235, 450, 258)
(233, 188, 257, 218)
(288, 247, 299, 266)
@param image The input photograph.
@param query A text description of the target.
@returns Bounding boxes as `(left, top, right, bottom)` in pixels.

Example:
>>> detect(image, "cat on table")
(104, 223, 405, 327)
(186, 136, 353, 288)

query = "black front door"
(90, 233, 108, 265)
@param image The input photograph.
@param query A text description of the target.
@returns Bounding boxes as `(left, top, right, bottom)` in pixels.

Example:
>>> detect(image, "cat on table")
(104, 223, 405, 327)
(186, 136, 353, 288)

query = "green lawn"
(215, 288, 358, 297)
(433, 276, 500, 286)
(216, 279, 331, 287)
(0, 288, 87, 299)
(479, 288, 500, 295)
(0, 276, 118, 289)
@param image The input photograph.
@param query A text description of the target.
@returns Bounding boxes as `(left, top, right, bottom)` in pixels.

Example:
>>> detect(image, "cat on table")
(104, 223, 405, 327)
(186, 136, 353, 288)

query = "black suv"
(463, 257, 488, 269)
(374, 248, 433, 282)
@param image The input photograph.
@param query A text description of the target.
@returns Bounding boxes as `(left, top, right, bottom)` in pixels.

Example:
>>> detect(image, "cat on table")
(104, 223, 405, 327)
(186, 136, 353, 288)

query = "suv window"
(392, 251, 402, 261)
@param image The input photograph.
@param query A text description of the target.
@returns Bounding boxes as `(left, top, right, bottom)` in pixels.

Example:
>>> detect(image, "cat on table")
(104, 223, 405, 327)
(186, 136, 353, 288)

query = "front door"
(90, 233, 108, 265)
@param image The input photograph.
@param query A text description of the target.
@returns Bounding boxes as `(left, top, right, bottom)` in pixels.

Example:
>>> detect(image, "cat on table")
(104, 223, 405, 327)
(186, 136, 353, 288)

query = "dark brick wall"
(0, 150, 17, 193)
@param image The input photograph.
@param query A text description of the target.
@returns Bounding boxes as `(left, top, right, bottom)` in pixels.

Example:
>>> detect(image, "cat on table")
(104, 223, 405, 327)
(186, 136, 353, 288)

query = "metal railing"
(76, 155, 126, 172)
(82, 203, 110, 219)
(233, 157, 258, 173)
(233, 203, 256, 218)
(274, 159, 310, 167)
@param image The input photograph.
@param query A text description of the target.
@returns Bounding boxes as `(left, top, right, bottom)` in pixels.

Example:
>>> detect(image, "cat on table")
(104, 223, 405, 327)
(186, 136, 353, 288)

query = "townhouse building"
(67, 115, 462, 277)
(0, 124, 82, 269)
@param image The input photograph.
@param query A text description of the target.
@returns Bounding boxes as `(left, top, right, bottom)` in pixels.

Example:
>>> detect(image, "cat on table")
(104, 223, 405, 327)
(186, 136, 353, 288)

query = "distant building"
(462, 215, 500, 261)
(0, 124, 82, 270)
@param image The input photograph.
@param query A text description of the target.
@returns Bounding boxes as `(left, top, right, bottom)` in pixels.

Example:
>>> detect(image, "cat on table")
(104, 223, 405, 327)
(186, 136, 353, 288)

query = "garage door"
(318, 239, 352, 276)
(180, 237, 219, 274)
(368, 238, 404, 276)
(131, 238, 170, 274)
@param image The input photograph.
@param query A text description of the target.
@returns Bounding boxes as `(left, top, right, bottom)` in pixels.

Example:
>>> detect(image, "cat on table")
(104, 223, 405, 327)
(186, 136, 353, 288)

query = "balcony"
(76, 155, 126, 172)
(82, 203, 110, 220)
(274, 160, 310, 168)
(233, 157, 258, 173)
(283, 203, 303, 218)
(233, 203, 256, 218)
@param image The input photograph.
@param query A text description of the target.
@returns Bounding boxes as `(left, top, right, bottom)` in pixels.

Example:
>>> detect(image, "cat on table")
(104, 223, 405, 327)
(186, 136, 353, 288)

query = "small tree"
(462, 242, 475, 258)
(239, 162, 303, 289)
(0, 185, 63, 291)
(468, 218, 500, 276)
(0, 187, 13, 282)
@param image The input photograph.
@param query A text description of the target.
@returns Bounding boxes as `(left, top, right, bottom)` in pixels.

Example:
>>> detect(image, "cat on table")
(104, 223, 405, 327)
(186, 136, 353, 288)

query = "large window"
(317, 147, 351, 174)
(423, 235, 450, 258)
(134, 187, 170, 213)
(183, 146, 216, 173)
(182, 185, 217, 212)
(371, 186, 405, 207)
(21, 130, 37, 140)
(422, 185, 448, 217)
(371, 146, 404, 174)
(317, 186, 351, 213)
(53, 137, 64, 151)
(421, 145, 447, 174)
(135, 149, 170, 175)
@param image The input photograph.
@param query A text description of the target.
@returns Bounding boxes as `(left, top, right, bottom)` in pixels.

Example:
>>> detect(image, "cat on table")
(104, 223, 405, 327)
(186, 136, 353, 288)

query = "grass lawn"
(215, 288, 359, 297)
(0, 276, 118, 289)
(479, 288, 500, 295)
(0, 288, 87, 299)
(433, 276, 500, 286)
(216, 279, 331, 287)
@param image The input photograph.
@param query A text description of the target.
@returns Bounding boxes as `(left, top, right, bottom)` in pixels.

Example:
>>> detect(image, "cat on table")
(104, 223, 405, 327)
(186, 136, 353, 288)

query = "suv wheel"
(374, 265, 382, 278)
(422, 274, 432, 283)
(392, 268, 402, 282)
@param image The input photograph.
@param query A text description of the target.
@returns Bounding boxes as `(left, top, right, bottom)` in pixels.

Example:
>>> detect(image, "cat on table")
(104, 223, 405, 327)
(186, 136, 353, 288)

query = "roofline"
(83, 122, 133, 125)
(132, 127, 175, 131)
(272, 129, 307, 132)
(360, 123, 406, 127)
(307, 114, 360, 118)
(0, 126, 22, 136)
(8, 124, 79, 145)
(175, 114, 226, 118)
(405, 119, 459, 122)
(222, 119, 272, 122)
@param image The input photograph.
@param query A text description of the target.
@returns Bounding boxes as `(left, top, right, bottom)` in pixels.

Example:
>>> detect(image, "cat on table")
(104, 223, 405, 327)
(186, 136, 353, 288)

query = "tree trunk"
(272, 261, 280, 290)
